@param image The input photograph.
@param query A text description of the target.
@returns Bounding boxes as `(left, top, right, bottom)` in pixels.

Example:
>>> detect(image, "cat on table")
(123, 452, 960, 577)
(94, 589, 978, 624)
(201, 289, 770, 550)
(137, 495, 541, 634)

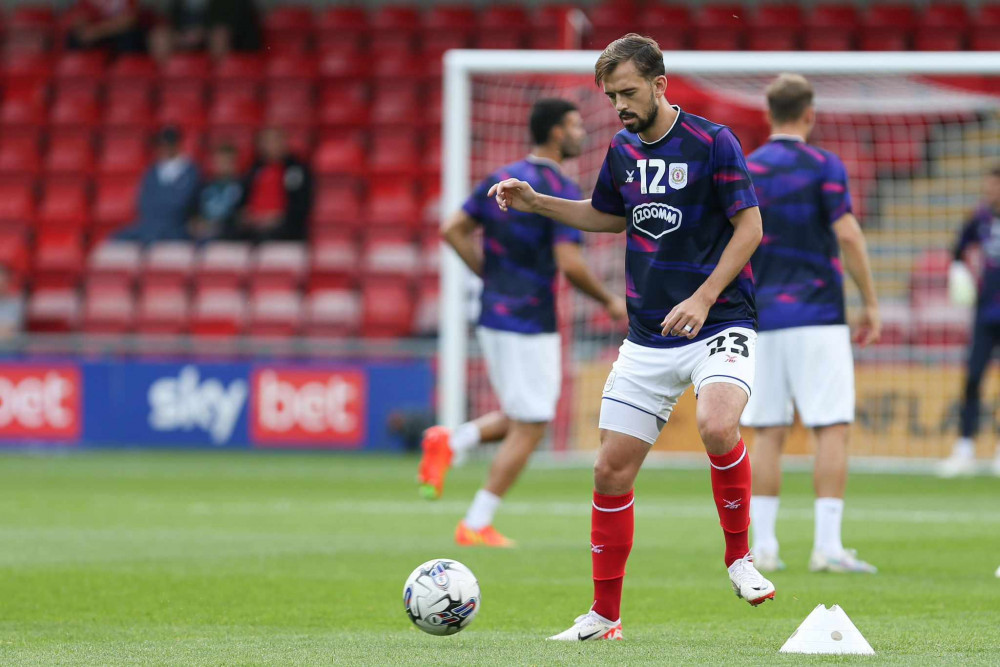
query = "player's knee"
(697, 415, 740, 454)
(593, 458, 632, 495)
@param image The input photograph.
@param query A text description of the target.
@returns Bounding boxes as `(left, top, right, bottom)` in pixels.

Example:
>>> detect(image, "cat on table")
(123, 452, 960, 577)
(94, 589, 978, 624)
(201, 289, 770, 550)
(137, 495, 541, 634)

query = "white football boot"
(753, 549, 786, 573)
(728, 554, 775, 606)
(809, 548, 878, 574)
(938, 444, 977, 478)
(547, 610, 623, 641)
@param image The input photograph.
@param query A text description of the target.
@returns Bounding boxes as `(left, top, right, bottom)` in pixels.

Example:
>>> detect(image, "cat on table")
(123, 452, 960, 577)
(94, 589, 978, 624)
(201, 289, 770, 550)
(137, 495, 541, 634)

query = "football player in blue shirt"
(490, 35, 774, 641)
(941, 164, 1000, 478)
(741, 74, 880, 575)
(418, 98, 627, 548)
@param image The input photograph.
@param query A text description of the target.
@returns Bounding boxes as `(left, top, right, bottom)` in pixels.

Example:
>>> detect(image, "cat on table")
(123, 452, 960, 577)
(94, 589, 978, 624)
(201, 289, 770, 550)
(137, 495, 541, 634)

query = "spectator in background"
(0, 266, 24, 341)
(229, 128, 311, 242)
(189, 144, 244, 243)
(67, 0, 146, 54)
(117, 127, 201, 244)
(149, 0, 262, 62)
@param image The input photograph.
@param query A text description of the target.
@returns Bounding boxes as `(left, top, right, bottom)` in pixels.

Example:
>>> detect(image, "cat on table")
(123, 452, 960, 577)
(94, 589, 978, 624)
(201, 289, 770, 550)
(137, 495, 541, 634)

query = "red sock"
(591, 489, 634, 622)
(708, 439, 751, 567)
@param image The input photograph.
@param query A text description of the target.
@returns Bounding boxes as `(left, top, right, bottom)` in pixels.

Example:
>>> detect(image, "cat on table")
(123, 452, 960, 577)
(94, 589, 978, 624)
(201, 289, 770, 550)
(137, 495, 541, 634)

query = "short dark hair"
(766, 73, 815, 124)
(594, 34, 665, 86)
(529, 98, 578, 145)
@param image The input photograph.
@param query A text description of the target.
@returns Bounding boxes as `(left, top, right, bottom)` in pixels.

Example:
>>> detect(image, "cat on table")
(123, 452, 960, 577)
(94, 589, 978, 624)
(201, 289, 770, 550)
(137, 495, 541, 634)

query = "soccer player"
(489, 35, 774, 640)
(417, 98, 628, 548)
(739, 74, 881, 574)
(940, 164, 1000, 477)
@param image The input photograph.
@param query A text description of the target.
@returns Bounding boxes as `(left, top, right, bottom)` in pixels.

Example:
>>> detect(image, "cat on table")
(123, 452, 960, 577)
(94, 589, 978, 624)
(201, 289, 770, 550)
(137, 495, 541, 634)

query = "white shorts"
(599, 327, 757, 445)
(477, 326, 561, 423)
(741, 324, 855, 428)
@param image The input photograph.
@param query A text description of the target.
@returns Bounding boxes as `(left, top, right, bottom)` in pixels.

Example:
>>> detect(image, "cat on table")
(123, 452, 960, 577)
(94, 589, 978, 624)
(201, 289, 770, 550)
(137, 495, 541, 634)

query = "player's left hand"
(661, 292, 713, 339)
(854, 303, 881, 347)
(605, 295, 628, 323)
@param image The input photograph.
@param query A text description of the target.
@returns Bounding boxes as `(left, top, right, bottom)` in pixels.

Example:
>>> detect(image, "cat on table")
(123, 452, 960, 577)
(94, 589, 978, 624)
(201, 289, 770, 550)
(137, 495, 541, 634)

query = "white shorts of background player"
(741, 324, 855, 428)
(477, 326, 561, 423)
(599, 327, 758, 445)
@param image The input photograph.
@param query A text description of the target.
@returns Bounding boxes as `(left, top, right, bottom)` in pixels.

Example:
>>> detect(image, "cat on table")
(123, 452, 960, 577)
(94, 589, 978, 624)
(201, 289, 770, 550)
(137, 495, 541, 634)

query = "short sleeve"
(554, 181, 584, 245)
(821, 153, 854, 225)
(460, 176, 493, 224)
(590, 144, 626, 217)
(712, 128, 759, 219)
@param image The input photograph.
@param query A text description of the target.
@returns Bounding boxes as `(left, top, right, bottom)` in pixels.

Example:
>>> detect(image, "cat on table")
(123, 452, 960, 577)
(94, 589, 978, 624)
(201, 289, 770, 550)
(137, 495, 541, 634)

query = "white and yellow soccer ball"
(403, 558, 480, 635)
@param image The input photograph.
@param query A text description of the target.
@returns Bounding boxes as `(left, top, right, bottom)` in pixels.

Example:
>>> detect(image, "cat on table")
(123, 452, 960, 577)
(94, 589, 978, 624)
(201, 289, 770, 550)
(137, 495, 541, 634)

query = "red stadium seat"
(317, 85, 368, 129)
(53, 52, 106, 83)
(414, 284, 439, 336)
(136, 285, 190, 335)
(317, 46, 370, 82)
(912, 304, 971, 347)
(313, 138, 365, 176)
(365, 182, 420, 230)
(107, 55, 158, 87)
(103, 95, 154, 131)
(304, 289, 361, 337)
(98, 134, 149, 176)
(0, 139, 41, 184)
(161, 53, 212, 82)
(265, 53, 318, 85)
(248, 289, 303, 337)
(213, 54, 264, 99)
(371, 5, 420, 38)
(806, 4, 859, 29)
(191, 287, 247, 337)
(859, 30, 908, 51)
(0, 229, 30, 278)
(979, 5, 1000, 27)
(750, 3, 803, 28)
(642, 6, 692, 51)
(311, 183, 364, 234)
(364, 239, 420, 280)
(82, 285, 135, 334)
(158, 96, 207, 133)
(913, 29, 965, 51)
(144, 242, 196, 287)
(93, 176, 139, 235)
(0, 99, 46, 138)
(922, 4, 969, 29)
(87, 241, 142, 285)
(369, 130, 421, 177)
(196, 241, 252, 288)
(316, 7, 368, 49)
(27, 288, 81, 333)
(747, 30, 799, 51)
(49, 94, 100, 131)
(970, 27, 1000, 51)
(208, 97, 262, 130)
(0, 183, 36, 231)
(263, 5, 314, 43)
(309, 235, 357, 289)
(371, 50, 424, 81)
(370, 86, 421, 127)
(251, 242, 307, 291)
(423, 5, 476, 34)
(264, 97, 315, 133)
(38, 182, 90, 231)
(803, 28, 854, 51)
(475, 6, 528, 49)
(33, 230, 84, 289)
(2, 53, 52, 86)
(863, 4, 917, 30)
(45, 136, 94, 178)
(362, 282, 414, 338)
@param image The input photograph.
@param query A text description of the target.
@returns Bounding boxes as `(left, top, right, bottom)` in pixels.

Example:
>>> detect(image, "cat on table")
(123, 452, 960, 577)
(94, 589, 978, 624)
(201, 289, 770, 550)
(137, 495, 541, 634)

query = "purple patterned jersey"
(955, 204, 1000, 323)
(746, 137, 853, 331)
(590, 107, 759, 348)
(463, 156, 583, 334)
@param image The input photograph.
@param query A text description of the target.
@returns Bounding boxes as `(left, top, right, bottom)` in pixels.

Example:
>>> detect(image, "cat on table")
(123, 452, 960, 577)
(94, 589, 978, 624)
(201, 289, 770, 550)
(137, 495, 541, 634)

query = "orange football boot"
(417, 426, 453, 500)
(454, 521, 516, 548)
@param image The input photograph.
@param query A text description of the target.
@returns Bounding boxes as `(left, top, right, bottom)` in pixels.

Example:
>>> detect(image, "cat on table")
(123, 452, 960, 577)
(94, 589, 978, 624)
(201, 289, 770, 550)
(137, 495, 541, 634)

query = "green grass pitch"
(0, 451, 997, 665)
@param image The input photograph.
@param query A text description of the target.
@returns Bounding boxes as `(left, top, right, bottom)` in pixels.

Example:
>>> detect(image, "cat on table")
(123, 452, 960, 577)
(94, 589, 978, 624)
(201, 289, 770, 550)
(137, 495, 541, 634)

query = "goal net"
(440, 51, 1000, 463)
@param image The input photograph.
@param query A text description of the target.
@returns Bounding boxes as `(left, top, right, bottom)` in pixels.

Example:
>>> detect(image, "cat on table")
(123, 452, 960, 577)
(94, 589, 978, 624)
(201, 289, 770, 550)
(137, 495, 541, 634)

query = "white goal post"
(439, 50, 1000, 453)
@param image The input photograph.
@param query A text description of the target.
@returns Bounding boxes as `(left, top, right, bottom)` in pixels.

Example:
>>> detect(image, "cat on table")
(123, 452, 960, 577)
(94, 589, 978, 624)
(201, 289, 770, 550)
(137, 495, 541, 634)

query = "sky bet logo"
(632, 202, 682, 240)
(147, 366, 248, 444)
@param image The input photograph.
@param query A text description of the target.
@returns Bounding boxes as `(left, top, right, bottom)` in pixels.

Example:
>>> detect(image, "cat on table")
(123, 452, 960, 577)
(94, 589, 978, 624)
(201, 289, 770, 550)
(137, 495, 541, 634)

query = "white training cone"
(779, 604, 875, 655)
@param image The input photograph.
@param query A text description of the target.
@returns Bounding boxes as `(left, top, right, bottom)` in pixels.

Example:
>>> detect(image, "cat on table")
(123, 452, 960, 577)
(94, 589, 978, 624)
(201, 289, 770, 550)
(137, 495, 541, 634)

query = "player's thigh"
(600, 340, 686, 446)
(476, 327, 561, 423)
(741, 329, 794, 428)
(787, 325, 855, 427)
(594, 427, 653, 495)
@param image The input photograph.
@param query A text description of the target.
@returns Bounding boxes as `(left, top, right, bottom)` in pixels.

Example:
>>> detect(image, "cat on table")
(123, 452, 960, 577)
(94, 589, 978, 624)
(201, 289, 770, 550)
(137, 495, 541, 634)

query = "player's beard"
(620, 92, 659, 134)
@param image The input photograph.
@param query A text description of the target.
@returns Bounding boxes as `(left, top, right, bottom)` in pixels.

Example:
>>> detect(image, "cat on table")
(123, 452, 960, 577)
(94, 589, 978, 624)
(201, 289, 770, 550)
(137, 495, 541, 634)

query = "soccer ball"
(403, 558, 480, 635)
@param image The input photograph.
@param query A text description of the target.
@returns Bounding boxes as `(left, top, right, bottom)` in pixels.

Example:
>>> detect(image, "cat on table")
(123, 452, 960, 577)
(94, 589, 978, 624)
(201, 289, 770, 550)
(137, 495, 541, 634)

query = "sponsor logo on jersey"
(668, 162, 688, 189)
(0, 366, 81, 439)
(148, 365, 248, 445)
(625, 169, 635, 183)
(251, 368, 366, 446)
(632, 202, 683, 239)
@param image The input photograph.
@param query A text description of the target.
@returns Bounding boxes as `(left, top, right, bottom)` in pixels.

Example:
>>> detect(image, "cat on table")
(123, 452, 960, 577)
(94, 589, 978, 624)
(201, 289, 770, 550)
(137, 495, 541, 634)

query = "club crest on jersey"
(668, 163, 688, 190)
(632, 202, 682, 239)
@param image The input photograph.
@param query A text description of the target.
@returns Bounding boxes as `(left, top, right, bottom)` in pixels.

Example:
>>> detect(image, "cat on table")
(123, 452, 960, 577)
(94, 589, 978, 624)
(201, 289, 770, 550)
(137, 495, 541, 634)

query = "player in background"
(740, 74, 881, 574)
(940, 164, 1000, 477)
(417, 98, 628, 548)
(490, 35, 775, 641)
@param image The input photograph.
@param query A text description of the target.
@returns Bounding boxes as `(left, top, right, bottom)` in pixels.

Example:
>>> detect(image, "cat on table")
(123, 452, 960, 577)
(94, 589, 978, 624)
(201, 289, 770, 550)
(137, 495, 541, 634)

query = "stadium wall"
(0, 357, 432, 450)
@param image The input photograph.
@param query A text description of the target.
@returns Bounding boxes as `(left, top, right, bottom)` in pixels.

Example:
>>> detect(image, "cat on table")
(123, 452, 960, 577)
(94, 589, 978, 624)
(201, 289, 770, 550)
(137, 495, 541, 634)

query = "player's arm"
(488, 179, 626, 233)
(949, 218, 979, 306)
(554, 242, 627, 322)
(833, 212, 881, 346)
(440, 209, 483, 277)
(661, 206, 763, 339)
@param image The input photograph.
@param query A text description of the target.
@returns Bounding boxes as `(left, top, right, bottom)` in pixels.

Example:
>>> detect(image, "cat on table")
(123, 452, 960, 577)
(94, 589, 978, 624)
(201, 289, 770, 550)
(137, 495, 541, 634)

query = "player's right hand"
(488, 178, 538, 213)
(854, 303, 881, 347)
